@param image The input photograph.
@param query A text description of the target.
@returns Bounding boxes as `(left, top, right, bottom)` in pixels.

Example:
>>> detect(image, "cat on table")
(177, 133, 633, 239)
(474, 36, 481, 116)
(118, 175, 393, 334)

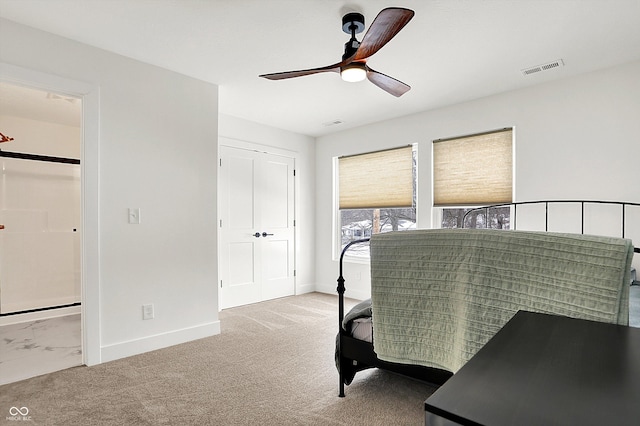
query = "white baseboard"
(100, 321, 220, 363)
(340, 288, 370, 301)
(295, 282, 315, 295)
(316, 283, 370, 301)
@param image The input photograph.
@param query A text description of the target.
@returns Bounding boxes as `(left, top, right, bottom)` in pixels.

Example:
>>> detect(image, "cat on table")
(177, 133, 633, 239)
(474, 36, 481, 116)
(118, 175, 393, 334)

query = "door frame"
(218, 137, 298, 310)
(0, 62, 101, 366)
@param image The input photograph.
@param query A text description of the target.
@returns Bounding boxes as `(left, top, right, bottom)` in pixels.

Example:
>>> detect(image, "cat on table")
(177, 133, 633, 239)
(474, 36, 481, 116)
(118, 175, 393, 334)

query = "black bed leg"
(337, 270, 346, 397)
(339, 364, 345, 397)
(338, 340, 345, 397)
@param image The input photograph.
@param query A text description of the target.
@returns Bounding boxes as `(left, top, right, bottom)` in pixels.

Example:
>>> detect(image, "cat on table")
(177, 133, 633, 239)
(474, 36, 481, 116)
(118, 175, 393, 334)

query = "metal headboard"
(462, 200, 640, 253)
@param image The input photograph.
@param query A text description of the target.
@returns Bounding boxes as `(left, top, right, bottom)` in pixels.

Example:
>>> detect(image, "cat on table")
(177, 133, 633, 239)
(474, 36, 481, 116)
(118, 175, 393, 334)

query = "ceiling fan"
(259, 7, 415, 97)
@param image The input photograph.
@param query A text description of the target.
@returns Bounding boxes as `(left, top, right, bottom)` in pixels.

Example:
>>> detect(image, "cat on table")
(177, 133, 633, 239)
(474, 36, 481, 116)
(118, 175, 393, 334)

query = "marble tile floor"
(0, 287, 638, 386)
(0, 314, 82, 385)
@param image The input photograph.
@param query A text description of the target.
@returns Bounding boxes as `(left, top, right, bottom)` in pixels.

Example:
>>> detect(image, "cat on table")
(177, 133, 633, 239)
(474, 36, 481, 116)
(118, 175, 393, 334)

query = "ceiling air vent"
(323, 119, 344, 127)
(521, 59, 564, 76)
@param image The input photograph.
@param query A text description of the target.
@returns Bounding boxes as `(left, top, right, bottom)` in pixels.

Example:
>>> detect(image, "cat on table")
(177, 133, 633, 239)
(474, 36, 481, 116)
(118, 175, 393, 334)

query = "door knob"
(262, 232, 274, 237)
(253, 232, 261, 238)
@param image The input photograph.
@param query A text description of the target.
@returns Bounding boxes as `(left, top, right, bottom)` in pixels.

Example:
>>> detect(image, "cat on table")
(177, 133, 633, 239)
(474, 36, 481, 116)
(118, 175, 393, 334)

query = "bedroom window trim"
(433, 127, 514, 207)
(339, 146, 414, 209)
(334, 145, 416, 261)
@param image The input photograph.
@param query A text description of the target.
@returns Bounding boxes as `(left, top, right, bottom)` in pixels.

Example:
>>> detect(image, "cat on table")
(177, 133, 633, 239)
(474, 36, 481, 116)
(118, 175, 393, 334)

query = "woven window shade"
(339, 146, 413, 209)
(433, 129, 513, 206)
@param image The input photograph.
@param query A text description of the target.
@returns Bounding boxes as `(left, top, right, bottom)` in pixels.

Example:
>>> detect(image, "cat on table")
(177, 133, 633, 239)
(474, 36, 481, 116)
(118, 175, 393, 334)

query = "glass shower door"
(0, 155, 81, 315)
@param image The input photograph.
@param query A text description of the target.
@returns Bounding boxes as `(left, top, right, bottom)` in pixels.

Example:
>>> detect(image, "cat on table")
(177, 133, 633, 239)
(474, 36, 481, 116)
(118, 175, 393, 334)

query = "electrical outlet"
(142, 304, 154, 320)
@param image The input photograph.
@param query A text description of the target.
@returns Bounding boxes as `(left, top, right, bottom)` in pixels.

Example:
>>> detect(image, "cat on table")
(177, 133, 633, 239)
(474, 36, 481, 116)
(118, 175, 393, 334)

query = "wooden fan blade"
(353, 8, 414, 61)
(366, 67, 411, 97)
(259, 63, 341, 80)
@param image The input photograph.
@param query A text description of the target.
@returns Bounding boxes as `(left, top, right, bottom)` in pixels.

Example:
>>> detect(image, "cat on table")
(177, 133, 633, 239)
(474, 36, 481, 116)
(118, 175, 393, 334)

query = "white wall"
(316, 60, 640, 299)
(219, 114, 316, 294)
(1, 19, 220, 363)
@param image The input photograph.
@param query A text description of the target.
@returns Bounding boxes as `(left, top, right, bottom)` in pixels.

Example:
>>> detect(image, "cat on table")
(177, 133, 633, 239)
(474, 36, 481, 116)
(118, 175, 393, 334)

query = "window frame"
(432, 128, 514, 207)
(333, 145, 418, 262)
(437, 205, 514, 229)
(432, 127, 515, 228)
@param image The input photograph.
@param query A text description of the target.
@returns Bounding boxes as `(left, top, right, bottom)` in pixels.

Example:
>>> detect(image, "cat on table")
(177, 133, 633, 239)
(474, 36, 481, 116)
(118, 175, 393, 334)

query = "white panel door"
(219, 146, 295, 309)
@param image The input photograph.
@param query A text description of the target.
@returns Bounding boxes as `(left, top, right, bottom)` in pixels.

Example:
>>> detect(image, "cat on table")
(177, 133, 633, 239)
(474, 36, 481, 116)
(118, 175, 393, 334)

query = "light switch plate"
(142, 304, 154, 320)
(128, 208, 141, 224)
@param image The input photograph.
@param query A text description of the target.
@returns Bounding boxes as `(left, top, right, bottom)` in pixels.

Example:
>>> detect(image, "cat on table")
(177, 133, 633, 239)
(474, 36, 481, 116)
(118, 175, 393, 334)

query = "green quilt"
(370, 229, 634, 373)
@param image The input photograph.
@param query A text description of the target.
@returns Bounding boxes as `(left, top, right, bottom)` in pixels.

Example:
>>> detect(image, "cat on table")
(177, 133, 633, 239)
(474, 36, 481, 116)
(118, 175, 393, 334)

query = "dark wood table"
(424, 310, 640, 425)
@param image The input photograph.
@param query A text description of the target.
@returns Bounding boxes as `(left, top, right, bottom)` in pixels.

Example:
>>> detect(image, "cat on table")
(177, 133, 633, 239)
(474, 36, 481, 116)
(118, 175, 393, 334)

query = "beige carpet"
(0, 293, 438, 425)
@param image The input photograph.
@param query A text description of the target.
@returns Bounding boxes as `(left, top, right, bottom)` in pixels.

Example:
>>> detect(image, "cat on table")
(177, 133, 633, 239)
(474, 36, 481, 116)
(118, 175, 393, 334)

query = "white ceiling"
(0, 82, 81, 127)
(1, 0, 639, 137)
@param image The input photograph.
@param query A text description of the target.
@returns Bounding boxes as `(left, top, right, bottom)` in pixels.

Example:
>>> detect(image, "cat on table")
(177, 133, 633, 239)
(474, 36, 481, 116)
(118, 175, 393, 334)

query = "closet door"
(219, 145, 295, 309)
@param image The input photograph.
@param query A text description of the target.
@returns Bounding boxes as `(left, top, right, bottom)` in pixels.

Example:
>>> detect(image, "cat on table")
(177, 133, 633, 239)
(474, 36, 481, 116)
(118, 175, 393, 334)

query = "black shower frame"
(0, 149, 80, 165)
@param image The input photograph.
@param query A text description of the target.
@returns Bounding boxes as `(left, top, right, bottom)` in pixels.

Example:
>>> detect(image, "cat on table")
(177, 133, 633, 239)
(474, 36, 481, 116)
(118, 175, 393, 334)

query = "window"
(337, 146, 416, 257)
(441, 207, 511, 229)
(433, 128, 513, 229)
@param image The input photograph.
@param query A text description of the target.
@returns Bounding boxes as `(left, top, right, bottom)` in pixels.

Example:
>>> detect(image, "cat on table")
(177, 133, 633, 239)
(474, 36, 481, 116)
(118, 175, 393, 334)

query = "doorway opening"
(0, 82, 82, 384)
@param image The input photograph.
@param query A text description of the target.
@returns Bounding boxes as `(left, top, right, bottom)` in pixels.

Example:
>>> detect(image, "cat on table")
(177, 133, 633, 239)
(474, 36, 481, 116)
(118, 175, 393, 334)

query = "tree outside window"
(340, 208, 416, 256)
(441, 207, 510, 229)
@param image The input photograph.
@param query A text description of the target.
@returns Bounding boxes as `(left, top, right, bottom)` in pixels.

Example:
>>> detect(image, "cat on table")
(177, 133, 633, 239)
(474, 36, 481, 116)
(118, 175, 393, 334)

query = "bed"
(336, 200, 639, 397)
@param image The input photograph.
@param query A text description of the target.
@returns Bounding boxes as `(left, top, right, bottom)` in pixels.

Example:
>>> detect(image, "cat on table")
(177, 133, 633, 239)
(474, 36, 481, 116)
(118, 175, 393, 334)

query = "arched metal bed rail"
(337, 238, 371, 331)
(462, 200, 640, 253)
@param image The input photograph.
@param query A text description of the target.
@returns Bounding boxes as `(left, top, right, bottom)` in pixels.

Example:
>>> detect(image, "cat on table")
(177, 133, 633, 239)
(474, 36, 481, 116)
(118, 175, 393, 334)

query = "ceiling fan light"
(341, 63, 367, 82)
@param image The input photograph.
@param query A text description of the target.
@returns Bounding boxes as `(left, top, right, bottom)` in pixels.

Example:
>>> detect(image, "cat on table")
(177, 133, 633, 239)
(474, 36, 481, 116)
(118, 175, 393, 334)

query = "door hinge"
(293, 270, 296, 277)
(220, 280, 223, 288)
(293, 220, 296, 226)
(293, 169, 296, 176)
(219, 158, 222, 166)
(220, 219, 222, 227)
